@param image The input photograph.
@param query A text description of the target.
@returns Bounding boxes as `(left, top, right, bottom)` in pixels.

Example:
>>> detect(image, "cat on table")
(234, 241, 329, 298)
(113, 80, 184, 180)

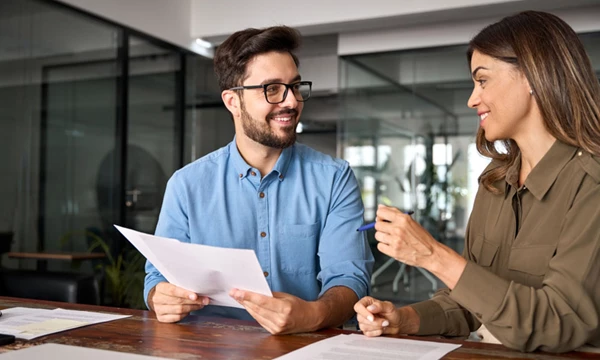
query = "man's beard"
(240, 101, 297, 149)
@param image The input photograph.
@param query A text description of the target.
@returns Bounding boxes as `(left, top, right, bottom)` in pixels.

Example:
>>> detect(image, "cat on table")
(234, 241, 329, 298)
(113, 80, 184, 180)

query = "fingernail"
(382, 320, 389, 327)
(188, 293, 197, 300)
(367, 315, 374, 322)
(202, 297, 209, 305)
(367, 305, 376, 311)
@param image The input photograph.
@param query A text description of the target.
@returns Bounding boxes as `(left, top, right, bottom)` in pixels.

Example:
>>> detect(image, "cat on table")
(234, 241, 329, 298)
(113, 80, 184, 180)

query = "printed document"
(274, 334, 461, 360)
(0, 307, 130, 340)
(114, 225, 272, 308)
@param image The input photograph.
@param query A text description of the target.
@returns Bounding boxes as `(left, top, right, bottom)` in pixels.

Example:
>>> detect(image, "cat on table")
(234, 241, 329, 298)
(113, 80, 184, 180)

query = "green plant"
(87, 231, 146, 309)
(60, 230, 146, 309)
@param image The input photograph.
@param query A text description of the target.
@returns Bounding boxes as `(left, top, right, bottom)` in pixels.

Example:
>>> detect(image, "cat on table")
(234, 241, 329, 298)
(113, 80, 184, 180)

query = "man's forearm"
(312, 286, 358, 331)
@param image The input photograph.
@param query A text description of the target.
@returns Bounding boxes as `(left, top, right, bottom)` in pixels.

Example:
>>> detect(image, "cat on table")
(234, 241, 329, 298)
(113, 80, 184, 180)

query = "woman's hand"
(354, 296, 420, 336)
(374, 205, 438, 268)
(373, 205, 467, 289)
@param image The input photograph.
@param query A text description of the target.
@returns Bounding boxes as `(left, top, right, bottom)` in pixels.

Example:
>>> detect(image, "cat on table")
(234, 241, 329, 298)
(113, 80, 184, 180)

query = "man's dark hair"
(213, 26, 301, 91)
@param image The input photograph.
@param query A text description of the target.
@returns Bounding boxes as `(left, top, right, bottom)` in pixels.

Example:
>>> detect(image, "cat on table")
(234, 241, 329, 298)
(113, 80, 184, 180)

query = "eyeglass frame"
(228, 81, 312, 104)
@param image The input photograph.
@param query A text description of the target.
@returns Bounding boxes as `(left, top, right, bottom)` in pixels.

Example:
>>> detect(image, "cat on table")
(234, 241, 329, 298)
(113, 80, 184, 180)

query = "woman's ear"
(222, 90, 240, 118)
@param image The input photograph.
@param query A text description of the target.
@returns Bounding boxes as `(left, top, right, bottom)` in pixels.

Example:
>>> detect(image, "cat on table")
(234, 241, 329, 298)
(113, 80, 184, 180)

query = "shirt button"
(263, 271, 269, 277)
(260, 232, 266, 237)
(239, 173, 243, 178)
(279, 174, 284, 180)
(578, 151, 583, 156)
(259, 192, 265, 198)
(251, 171, 256, 176)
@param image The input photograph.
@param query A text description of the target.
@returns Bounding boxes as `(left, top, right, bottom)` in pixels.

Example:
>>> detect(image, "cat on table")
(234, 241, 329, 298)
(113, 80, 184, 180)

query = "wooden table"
(7, 252, 105, 271)
(0, 297, 596, 359)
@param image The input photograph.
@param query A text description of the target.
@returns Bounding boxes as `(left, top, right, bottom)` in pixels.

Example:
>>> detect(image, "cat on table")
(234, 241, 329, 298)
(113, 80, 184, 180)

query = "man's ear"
(222, 90, 240, 118)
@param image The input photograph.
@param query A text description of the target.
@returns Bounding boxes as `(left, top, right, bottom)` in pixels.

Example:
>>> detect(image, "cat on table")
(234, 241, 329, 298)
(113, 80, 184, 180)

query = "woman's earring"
(529, 89, 533, 95)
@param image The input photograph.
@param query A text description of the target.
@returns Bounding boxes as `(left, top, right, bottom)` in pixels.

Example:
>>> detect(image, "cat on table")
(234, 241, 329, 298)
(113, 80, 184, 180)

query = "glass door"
(126, 37, 182, 234)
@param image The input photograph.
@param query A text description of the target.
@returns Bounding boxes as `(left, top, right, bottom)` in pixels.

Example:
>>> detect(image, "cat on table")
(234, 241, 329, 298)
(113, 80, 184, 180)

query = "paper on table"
(17, 319, 87, 336)
(0, 307, 130, 340)
(114, 225, 272, 308)
(274, 334, 461, 360)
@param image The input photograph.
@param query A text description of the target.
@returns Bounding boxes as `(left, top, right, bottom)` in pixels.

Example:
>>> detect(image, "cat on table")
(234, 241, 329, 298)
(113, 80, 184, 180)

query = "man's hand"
(354, 296, 420, 337)
(148, 282, 210, 323)
(230, 289, 321, 335)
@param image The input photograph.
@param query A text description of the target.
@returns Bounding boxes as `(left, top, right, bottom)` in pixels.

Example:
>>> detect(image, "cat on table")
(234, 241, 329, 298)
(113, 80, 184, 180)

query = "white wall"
(339, 5, 600, 55)
(191, 0, 524, 40)
(53, 0, 210, 56)
(53, 1, 600, 59)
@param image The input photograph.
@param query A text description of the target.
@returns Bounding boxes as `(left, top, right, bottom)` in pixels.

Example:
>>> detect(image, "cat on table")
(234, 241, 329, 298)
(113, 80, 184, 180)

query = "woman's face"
(468, 50, 534, 142)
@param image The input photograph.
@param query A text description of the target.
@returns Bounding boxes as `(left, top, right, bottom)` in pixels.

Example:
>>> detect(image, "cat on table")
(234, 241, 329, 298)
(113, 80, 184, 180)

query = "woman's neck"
(515, 131, 556, 186)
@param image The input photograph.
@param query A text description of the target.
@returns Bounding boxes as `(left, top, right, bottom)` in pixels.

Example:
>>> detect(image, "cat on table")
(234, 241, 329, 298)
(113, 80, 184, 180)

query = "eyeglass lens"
(265, 83, 310, 103)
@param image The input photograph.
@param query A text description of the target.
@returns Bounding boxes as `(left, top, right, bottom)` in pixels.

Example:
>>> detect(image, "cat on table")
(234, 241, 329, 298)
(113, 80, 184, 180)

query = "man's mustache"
(268, 109, 298, 118)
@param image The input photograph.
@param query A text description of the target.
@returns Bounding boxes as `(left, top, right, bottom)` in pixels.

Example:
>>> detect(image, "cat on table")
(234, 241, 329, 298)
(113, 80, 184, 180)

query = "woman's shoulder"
(575, 150, 600, 184)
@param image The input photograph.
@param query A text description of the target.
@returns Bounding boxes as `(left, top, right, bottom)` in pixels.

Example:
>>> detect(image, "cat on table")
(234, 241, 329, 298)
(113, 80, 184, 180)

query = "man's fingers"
(160, 304, 205, 315)
(156, 313, 187, 323)
(243, 301, 282, 334)
(230, 289, 271, 308)
(156, 282, 199, 300)
(155, 303, 204, 317)
(154, 292, 208, 306)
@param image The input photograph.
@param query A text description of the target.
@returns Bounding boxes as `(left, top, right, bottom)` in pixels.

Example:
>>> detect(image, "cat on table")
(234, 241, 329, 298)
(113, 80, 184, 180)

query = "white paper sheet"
(0, 307, 130, 340)
(114, 225, 272, 308)
(274, 334, 461, 360)
(0, 343, 171, 359)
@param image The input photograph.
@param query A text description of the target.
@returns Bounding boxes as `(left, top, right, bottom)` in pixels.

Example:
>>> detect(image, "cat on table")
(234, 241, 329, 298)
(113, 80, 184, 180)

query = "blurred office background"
(1, 0, 599, 308)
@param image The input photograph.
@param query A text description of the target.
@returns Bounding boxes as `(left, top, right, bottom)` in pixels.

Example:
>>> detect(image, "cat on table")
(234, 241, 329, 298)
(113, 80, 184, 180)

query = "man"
(144, 26, 373, 335)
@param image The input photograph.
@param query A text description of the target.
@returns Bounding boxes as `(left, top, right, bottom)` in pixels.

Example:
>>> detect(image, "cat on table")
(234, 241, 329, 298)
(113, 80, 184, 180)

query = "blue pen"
(356, 210, 414, 231)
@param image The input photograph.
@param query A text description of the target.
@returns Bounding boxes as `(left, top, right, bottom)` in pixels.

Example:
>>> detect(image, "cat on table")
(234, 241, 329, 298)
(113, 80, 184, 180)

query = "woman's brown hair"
(468, 11, 600, 193)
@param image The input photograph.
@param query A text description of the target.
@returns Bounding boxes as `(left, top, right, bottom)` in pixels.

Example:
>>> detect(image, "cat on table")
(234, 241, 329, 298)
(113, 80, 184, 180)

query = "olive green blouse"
(411, 140, 600, 352)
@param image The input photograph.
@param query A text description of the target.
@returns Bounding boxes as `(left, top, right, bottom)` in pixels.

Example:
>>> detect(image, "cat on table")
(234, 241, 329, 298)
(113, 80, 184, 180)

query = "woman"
(355, 10, 600, 353)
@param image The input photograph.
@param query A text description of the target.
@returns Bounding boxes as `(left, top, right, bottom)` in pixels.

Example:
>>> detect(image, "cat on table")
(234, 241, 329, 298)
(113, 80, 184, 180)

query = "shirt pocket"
(277, 222, 320, 274)
(471, 235, 499, 266)
(508, 245, 555, 276)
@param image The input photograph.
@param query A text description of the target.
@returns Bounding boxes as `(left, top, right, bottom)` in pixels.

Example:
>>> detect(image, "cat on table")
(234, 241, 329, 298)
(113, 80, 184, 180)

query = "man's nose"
(280, 89, 299, 108)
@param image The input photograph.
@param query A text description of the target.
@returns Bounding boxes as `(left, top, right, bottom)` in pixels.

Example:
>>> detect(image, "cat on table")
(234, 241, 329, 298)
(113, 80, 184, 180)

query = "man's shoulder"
(294, 143, 349, 172)
(173, 145, 231, 180)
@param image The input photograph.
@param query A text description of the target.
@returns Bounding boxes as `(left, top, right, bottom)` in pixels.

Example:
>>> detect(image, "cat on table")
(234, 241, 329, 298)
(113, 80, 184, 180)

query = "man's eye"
(266, 85, 280, 93)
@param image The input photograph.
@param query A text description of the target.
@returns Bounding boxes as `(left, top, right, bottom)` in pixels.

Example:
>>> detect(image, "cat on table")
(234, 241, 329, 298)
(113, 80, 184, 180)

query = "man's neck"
(235, 135, 283, 177)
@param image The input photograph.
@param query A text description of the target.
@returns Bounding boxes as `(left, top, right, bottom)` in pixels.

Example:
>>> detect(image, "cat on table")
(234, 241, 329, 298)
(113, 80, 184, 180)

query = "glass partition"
(0, 0, 210, 290)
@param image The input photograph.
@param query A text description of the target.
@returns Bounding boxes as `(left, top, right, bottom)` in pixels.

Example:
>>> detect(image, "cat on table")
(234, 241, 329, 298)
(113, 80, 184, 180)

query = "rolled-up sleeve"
(144, 171, 190, 308)
(317, 162, 374, 300)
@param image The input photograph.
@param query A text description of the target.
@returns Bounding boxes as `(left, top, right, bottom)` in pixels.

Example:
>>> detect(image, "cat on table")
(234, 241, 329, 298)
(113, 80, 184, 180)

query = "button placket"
(256, 184, 270, 287)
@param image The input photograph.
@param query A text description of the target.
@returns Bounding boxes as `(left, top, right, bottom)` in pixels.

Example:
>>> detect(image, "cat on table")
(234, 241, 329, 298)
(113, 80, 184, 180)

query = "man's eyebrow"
(260, 74, 302, 84)
(471, 66, 488, 79)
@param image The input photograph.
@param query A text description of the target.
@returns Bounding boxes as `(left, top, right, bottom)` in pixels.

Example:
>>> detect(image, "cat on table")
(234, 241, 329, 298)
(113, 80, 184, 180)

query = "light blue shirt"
(144, 138, 374, 320)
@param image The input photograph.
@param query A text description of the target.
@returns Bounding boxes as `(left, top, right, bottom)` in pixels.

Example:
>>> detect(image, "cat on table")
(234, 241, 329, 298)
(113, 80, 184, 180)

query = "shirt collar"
(272, 144, 294, 181)
(229, 136, 294, 181)
(505, 140, 578, 200)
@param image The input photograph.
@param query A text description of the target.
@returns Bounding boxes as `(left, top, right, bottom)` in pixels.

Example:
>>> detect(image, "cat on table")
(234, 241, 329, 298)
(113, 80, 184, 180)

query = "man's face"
(237, 51, 304, 149)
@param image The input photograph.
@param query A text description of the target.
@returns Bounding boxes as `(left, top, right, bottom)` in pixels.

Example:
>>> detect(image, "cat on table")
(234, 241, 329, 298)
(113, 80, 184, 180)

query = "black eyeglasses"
(229, 81, 312, 104)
